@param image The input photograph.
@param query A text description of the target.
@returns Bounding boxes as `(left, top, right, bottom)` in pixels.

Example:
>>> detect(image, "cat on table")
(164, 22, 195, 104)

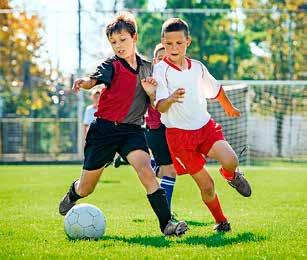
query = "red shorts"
(166, 118, 225, 175)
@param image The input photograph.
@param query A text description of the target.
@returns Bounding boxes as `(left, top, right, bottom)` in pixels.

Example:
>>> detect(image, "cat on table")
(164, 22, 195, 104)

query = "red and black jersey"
(90, 54, 152, 125)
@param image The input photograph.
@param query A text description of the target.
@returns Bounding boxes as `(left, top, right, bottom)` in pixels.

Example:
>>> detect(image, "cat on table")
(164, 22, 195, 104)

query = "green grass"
(0, 164, 306, 259)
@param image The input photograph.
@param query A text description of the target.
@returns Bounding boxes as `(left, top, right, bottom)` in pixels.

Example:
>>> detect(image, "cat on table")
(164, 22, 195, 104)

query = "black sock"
(147, 188, 171, 232)
(68, 180, 82, 202)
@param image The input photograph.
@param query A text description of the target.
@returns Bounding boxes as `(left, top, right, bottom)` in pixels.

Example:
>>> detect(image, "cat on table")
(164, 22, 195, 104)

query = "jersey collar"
(115, 54, 142, 74)
(163, 56, 191, 71)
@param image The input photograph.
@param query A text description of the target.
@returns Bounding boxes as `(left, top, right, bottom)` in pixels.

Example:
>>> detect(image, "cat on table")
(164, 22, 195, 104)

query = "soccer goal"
(207, 81, 307, 164)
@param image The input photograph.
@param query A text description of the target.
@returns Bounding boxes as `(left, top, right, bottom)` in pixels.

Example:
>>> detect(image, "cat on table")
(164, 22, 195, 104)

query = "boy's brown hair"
(161, 18, 190, 38)
(106, 11, 137, 38)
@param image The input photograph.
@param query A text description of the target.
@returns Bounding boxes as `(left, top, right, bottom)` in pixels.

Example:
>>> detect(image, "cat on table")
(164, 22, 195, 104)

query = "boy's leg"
(159, 164, 176, 210)
(146, 125, 176, 211)
(191, 168, 230, 232)
(208, 140, 251, 197)
(126, 149, 187, 236)
(59, 118, 117, 216)
(59, 167, 104, 216)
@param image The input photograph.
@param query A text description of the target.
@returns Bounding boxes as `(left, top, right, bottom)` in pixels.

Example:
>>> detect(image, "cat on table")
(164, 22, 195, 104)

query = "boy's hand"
(156, 88, 185, 113)
(225, 106, 241, 117)
(169, 88, 185, 104)
(72, 78, 96, 93)
(141, 77, 157, 97)
(72, 79, 83, 93)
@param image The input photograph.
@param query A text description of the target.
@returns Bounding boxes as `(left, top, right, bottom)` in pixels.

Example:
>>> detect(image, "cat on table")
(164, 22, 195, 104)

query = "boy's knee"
(222, 154, 239, 171)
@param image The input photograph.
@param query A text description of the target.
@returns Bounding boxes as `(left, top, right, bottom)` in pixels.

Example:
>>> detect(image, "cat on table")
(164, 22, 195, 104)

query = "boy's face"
(108, 30, 137, 59)
(154, 49, 166, 64)
(162, 31, 191, 64)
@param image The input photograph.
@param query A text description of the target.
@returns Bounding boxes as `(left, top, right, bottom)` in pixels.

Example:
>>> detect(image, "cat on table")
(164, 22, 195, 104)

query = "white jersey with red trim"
(153, 57, 221, 130)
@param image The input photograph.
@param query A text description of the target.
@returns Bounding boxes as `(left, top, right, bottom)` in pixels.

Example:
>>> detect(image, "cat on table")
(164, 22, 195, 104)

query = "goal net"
(207, 81, 307, 164)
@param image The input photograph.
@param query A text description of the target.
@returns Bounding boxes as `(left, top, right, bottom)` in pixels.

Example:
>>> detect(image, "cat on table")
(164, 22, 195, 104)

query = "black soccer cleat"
(163, 220, 188, 237)
(114, 156, 129, 168)
(227, 170, 252, 197)
(59, 193, 76, 216)
(214, 221, 231, 233)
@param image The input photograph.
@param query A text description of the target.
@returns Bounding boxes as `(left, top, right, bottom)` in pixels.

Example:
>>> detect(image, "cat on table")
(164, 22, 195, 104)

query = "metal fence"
(0, 81, 306, 164)
(0, 118, 80, 162)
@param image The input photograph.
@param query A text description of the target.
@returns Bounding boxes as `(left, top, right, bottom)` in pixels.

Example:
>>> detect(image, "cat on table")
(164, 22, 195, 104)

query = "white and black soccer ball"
(64, 203, 106, 240)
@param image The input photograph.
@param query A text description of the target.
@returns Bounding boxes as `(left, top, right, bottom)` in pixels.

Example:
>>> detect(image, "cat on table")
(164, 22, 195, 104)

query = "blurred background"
(0, 0, 306, 164)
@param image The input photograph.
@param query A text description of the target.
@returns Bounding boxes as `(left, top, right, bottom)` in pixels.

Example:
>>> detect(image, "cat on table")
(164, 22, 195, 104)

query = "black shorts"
(83, 118, 149, 170)
(145, 124, 172, 166)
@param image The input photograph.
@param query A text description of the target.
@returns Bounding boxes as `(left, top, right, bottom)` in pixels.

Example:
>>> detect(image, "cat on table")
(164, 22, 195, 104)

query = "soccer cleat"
(214, 221, 231, 233)
(114, 156, 129, 168)
(114, 156, 123, 168)
(227, 170, 252, 197)
(163, 220, 188, 236)
(59, 193, 76, 216)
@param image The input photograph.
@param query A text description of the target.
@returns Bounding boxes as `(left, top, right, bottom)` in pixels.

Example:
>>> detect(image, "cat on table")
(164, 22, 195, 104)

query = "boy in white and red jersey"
(152, 18, 252, 232)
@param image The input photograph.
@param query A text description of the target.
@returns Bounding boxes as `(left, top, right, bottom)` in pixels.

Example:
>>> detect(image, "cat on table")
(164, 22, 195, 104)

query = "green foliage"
(250, 85, 307, 116)
(136, 13, 164, 58)
(127, 0, 305, 80)
(0, 5, 68, 117)
(133, 0, 253, 79)
(240, 0, 305, 79)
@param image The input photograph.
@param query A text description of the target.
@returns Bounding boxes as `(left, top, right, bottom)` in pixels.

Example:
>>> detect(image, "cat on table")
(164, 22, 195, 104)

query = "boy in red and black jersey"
(59, 12, 187, 237)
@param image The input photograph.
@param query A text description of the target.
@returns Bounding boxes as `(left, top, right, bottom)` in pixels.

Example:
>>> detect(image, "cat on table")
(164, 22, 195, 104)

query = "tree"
(130, 0, 252, 79)
(239, 0, 305, 80)
(0, 1, 77, 155)
(0, 1, 61, 117)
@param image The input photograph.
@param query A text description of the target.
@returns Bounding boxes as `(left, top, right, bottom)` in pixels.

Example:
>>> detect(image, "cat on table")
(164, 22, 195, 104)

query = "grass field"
(0, 164, 306, 259)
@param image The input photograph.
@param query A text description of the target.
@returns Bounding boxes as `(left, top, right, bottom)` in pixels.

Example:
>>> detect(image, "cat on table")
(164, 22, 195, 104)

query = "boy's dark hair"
(153, 43, 165, 58)
(106, 11, 137, 38)
(161, 18, 190, 38)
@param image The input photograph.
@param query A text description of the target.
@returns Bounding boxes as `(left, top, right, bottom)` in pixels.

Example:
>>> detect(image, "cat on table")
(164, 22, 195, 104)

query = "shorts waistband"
(96, 117, 141, 128)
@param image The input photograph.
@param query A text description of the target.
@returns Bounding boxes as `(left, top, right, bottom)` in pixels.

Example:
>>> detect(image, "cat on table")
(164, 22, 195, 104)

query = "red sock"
(219, 167, 235, 181)
(204, 194, 227, 223)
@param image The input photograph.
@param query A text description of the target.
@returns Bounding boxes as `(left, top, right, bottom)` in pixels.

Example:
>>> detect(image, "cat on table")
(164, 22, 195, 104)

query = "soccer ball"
(64, 203, 106, 240)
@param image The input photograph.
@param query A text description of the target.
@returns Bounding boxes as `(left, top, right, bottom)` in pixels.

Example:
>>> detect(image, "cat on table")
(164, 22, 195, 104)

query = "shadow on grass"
(131, 219, 210, 227)
(99, 180, 121, 184)
(179, 232, 266, 247)
(132, 219, 145, 223)
(185, 220, 211, 227)
(102, 235, 172, 247)
(100, 232, 266, 248)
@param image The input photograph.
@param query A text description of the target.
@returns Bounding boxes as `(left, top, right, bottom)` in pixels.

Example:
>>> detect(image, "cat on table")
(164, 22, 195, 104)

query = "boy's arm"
(152, 64, 185, 112)
(73, 58, 114, 93)
(157, 88, 185, 113)
(216, 87, 240, 117)
(72, 77, 97, 93)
